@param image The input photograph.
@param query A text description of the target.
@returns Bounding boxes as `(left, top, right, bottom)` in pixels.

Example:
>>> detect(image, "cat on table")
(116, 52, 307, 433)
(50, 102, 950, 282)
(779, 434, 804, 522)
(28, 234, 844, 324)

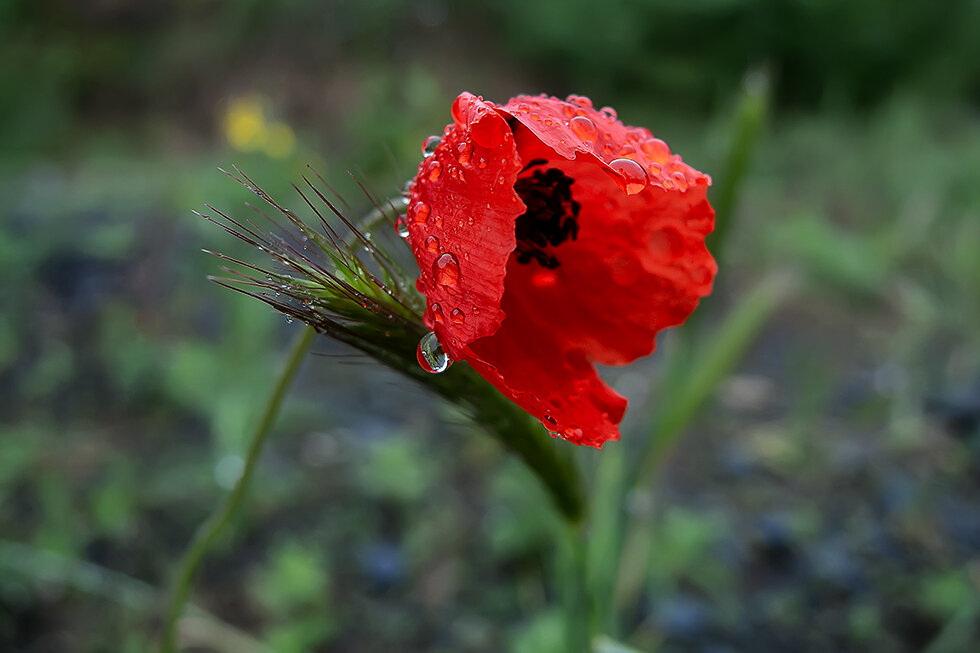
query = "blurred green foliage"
(1, 0, 979, 651)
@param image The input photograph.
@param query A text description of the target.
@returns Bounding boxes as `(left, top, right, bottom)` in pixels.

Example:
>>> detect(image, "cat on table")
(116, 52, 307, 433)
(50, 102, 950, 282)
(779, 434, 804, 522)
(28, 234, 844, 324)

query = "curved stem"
(157, 325, 316, 653)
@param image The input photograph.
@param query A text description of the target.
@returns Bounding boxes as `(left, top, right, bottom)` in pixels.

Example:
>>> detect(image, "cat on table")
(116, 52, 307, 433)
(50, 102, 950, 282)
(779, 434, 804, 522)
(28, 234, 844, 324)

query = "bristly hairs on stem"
(198, 165, 429, 367)
(200, 165, 586, 523)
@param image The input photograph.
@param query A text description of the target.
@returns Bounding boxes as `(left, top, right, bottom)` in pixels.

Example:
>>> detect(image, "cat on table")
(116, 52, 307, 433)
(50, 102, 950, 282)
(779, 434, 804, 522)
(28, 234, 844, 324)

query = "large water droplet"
(450, 308, 465, 324)
(412, 201, 430, 225)
(610, 158, 648, 195)
(417, 331, 451, 373)
(422, 135, 441, 157)
(432, 253, 460, 287)
(425, 235, 440, 252)
(395, 216, 410, 239)
(569, 115, 597, 142)
(640, 137, 670, 163)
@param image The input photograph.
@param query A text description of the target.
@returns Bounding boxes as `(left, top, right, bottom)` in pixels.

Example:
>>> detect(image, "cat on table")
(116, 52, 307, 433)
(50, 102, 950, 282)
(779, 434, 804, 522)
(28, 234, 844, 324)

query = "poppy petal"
(494, 128, 716, 366)
(409, 92, 716, 447)
(499, 94, 710, 195)
(465, 265, 628, 447)
(407, 93, 525, 361)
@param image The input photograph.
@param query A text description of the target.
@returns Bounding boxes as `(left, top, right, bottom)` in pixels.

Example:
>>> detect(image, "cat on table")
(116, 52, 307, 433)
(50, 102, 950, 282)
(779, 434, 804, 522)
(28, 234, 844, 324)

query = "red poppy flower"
(405, 92, 716, 447)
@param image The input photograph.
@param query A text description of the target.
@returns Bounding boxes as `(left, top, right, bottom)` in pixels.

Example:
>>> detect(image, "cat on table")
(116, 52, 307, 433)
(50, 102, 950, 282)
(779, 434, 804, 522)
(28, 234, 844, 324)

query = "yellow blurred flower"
(222, 94, 296, 158)
(263, 122, 296, 159)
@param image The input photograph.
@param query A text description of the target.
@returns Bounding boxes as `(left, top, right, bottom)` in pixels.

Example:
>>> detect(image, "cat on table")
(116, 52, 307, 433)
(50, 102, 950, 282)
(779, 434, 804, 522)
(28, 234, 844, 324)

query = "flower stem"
(426, 363, 585, 523)
(157, 325, 316, 653)
(352, 328, 585, 523)
(561, 523, 594, 653)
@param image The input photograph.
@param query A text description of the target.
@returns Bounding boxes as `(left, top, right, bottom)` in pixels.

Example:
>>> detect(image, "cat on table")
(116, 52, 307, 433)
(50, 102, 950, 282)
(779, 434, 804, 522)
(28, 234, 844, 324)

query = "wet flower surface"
(406, 92, 717, 447)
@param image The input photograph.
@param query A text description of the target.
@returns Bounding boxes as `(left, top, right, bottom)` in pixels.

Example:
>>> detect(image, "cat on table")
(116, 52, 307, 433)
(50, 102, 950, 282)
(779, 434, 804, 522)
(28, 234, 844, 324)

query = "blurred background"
(2, 0, 979, 651)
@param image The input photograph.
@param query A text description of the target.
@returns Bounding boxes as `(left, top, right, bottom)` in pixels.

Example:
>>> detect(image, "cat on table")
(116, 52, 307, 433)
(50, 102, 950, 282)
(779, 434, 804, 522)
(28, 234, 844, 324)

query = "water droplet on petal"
(451, 95, 468, 123)
(417, 331, 451, 373)
(412, 201, 430, 225)
(641, 138, 670, 163)
(427, 160, 442, 181)
(425, 235, 440, 252)
(430, 302, 444, 323)
(450, 308, 465, 324)
(600, 106, 618, 120)
(543, 414, 560, 432)
(395, 216, 410, 238)
(671, 171, 689, 191)
(569, 116, 598, 142)
(432, 253, 460, 286)
(471, 116, 507, 148)
(456, 140, 473, 165)
(610, 158, 648, 195)
(422, 135, 441, 157)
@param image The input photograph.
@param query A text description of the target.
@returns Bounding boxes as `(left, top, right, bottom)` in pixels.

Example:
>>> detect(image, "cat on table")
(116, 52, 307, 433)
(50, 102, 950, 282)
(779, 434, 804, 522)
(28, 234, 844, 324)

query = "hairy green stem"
(427, 363, 586, 523)
(157, 325, 316, 653)
(353, 326, 586, 523)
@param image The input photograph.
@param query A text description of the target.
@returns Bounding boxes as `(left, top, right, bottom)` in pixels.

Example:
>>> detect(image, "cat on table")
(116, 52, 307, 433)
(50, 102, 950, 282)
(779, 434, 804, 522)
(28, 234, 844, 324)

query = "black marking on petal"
(519, 158, 549, 173)
(514, 167, 580, 269)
